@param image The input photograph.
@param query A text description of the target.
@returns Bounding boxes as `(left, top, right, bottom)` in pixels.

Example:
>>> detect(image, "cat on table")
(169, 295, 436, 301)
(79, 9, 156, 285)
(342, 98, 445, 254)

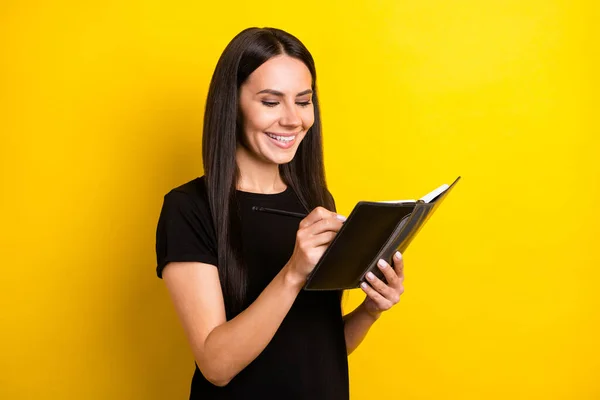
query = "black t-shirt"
(155, 177, 349, 399)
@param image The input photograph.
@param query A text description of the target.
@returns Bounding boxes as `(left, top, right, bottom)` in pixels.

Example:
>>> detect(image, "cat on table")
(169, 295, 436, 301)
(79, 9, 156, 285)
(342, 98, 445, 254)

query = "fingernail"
(361, 282, 368, 289)
(335, 214, 347, 222)
(394, 251, 402, 261)
(366, 272, 375, 280)
(377, 259, 387, 268)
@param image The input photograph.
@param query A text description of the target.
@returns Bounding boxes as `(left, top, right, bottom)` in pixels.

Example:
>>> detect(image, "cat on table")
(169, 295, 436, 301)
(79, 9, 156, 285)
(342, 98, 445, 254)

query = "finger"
(360, 282, 393, 310)
(299, 206, 337, 229)
(310, 231, 338, 247)
(392, 251, 405, 280)
(307, 216, 344, 236)
(365, 269, 398, 303)
(376, 259, 399, 286)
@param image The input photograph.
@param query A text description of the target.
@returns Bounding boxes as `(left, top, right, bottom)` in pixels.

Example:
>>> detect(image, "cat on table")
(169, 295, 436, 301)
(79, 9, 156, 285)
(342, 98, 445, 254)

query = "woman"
(155, 27, 405, 399)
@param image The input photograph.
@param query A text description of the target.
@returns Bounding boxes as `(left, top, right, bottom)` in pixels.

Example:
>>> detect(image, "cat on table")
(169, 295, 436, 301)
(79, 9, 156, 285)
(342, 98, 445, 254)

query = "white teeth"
(267, 133, 295, 143)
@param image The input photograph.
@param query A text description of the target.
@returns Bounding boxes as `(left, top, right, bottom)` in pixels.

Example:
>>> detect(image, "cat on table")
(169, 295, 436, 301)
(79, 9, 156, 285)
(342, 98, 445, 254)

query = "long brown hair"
(202, 27, 334, 318)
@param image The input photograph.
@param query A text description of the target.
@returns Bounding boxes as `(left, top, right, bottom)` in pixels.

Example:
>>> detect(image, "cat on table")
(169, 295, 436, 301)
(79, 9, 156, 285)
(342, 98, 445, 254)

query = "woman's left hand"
(360, 251, 405, 319)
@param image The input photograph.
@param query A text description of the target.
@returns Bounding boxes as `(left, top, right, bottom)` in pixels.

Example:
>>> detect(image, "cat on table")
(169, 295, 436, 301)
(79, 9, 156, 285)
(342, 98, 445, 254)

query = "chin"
(261, 142, 302, 165)
(268, 152, 297, 165)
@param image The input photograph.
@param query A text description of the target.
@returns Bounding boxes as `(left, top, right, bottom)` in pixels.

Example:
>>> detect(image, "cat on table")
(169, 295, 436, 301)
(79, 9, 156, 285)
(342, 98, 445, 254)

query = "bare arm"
(163, 260, 303, 386)
(343, 302, 380, 355)
(162, 207, 344, 386)
(343, 253, 406, 355)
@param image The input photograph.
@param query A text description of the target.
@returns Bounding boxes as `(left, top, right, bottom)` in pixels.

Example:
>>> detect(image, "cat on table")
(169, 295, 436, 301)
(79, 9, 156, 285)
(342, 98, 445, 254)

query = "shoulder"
(167, 176, 208, 200)
(164, 176, 209, 207)
(161, 176, 213, 222)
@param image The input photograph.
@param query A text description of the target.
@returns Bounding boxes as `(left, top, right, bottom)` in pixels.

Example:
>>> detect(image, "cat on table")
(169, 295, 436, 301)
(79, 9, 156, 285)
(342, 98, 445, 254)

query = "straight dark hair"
(202, 27, 335, 318)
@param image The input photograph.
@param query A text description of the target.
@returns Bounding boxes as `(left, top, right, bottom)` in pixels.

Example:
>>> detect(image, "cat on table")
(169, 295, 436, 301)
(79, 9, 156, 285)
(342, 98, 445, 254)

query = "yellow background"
(1, 1, 598, 399)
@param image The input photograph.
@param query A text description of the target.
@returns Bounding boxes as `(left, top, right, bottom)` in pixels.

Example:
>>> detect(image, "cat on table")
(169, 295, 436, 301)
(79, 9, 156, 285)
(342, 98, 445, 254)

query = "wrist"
(360, 300, 382, 322)
(282, 262, 305, 292)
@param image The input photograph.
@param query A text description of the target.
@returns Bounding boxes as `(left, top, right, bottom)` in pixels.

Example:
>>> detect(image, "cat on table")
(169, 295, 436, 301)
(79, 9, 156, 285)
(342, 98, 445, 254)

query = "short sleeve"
(155, 190, 218, 278)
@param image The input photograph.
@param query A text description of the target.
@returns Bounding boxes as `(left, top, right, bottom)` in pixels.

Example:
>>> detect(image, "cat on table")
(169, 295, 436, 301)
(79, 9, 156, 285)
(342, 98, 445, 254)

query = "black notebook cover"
(303, 177, 460, 291)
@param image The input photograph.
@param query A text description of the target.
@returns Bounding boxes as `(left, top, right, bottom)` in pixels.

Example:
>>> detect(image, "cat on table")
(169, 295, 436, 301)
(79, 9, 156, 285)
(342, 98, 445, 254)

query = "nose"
(279, 102, 302, 128)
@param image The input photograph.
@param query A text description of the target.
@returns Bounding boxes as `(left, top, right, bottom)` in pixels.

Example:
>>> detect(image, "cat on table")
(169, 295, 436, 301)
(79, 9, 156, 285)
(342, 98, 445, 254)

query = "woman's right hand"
(285, 206, 346, 287)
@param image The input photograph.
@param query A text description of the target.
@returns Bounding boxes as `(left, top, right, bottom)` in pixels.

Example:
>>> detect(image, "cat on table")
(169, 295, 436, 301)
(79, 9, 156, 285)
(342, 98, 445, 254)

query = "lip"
(264, 132, 297, 149)
(265, 132, 301, 137)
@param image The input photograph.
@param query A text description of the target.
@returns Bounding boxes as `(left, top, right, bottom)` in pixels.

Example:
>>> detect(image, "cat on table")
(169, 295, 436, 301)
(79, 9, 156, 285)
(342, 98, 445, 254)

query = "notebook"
(303, 176, 461, 290)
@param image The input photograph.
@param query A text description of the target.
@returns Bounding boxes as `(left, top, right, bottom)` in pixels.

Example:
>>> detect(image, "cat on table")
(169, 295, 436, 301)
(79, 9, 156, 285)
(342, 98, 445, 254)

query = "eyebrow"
(256, 89, 313, 97)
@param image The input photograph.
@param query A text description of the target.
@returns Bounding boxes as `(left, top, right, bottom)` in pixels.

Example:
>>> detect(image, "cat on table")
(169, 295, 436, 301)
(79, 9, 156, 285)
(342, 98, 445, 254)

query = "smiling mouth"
(265, 133, 297, 143)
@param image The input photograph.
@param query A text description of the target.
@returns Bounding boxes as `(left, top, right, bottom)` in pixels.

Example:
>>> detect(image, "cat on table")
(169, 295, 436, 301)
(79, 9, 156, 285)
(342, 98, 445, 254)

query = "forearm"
(343, 301, 380, 355)
(200, 264, 303, 386)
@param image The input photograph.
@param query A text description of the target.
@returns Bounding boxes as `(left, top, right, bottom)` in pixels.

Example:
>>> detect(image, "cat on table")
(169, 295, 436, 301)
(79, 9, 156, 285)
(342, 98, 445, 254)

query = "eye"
(261, 101, 279, 107)
(296, 101, 312, 107)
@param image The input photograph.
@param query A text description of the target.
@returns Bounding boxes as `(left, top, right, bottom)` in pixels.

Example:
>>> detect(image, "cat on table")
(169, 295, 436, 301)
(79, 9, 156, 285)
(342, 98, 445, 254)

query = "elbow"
(193, 335, 237, 387)
(196, 360, 233, 387)
(204, 372, 232, 388)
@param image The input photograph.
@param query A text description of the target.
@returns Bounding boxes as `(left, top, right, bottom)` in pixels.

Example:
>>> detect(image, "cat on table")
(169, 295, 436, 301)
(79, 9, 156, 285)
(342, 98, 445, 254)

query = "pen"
(252, 206, 307, 219)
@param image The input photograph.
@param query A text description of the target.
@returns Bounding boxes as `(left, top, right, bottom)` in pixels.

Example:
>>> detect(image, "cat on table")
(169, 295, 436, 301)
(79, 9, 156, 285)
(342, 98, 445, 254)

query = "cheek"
(244, 105, 278, 132)
(302, 108, 315, 129)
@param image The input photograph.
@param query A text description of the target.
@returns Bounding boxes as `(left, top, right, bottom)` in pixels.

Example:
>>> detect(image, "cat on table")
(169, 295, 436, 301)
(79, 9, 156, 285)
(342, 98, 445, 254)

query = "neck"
(236, 144, 286, 194)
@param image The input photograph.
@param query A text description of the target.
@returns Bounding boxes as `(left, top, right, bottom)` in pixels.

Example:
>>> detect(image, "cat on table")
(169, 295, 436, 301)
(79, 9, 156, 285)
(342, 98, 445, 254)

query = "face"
(237, 55, 315, 165)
